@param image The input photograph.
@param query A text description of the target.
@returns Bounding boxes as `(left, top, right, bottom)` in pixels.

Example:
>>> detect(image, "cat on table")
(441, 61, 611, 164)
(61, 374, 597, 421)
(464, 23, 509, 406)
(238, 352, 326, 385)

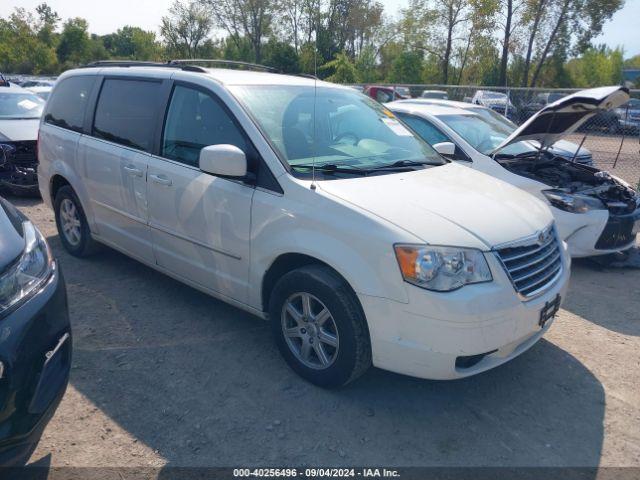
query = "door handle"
(150, 174, 172, 186)
(124, 165, 143, 177)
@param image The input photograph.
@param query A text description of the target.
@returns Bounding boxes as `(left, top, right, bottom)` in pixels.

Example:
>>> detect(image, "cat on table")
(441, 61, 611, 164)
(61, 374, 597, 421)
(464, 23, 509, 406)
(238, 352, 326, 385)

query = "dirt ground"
(7, 195, 639, 470)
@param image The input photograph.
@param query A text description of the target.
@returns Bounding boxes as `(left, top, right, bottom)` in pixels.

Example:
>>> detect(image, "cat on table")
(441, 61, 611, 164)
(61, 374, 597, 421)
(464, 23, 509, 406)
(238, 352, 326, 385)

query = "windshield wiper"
(389, 159, 443, 167)
(493, 151, 539, 159)
(291, 163, 372, 175)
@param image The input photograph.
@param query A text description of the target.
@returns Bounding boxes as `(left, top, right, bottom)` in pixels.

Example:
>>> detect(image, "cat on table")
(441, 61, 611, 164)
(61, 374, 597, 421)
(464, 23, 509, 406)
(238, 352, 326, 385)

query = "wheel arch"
(261, 253, 360, 315)
(50, 174, 71, 203)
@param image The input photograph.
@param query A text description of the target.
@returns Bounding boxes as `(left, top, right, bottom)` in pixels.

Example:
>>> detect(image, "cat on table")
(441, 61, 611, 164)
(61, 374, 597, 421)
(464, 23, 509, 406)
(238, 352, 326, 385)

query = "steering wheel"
(335, 132, 360, 145)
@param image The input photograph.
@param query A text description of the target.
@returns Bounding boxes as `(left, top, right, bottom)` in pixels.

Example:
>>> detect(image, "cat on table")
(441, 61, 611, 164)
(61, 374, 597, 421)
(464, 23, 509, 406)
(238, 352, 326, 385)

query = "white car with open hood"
(38, 63, 570, 386)
(389, 86, 640, 258)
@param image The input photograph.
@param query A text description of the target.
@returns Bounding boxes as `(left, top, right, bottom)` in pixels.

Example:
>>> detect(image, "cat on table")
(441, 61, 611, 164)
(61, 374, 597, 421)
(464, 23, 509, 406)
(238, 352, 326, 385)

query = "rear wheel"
(269, 265, 371, 388)
(54, 185, 100, 257)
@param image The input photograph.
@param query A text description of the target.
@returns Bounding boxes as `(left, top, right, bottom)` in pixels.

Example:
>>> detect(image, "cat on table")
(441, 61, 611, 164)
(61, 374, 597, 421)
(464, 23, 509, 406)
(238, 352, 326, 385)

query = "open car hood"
(491, 86, 629, 154)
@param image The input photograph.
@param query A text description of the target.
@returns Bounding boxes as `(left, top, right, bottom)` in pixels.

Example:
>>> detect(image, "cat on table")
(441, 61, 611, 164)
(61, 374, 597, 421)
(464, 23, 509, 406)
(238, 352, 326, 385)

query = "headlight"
(542, 189, 605, 213)
(394, 245, 492, 292)
(0, 221, 54, 316)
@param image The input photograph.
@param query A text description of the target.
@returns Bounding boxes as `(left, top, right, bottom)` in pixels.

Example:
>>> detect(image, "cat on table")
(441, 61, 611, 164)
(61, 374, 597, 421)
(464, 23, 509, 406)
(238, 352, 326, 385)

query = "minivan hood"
(318, 163, 552, 250)
(492, 86, 629, 153)
(0, 118, 40, 142)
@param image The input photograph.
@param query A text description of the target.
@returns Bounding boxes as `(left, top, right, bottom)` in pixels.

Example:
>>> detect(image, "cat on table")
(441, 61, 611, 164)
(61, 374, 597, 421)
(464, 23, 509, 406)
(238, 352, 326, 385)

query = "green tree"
(105, 26, 161, 60)
(56, 17, 91, 65)
(160, 0, 213, 58)
(388, 51, 424, 84)
(298, 42, 321, 74)
(566, 46, 624, 87)
(355, 45, 378, 83)
(201, 0, 276, 63)
(624, 55, 640, 69)
(35, 3, 60, 47)
(264, 39, 300, 73)
(321, 51, 359, 83)
(0, 8, 57, 73)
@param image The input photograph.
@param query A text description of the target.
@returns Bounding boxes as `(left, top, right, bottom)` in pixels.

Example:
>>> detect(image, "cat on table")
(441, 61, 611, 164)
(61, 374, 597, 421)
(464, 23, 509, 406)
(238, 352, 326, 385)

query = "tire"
(54, 185, 100, 257)
(269, 265, 372, 388)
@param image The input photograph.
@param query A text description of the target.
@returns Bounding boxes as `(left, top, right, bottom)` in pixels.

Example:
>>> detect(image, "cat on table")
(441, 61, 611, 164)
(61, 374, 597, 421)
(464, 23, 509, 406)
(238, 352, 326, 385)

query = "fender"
(248, 188, 415, 311)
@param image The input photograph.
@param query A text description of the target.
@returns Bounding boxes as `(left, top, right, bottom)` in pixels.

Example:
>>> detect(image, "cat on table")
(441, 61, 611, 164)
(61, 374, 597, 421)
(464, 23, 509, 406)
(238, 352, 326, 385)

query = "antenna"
(310, 6, 320, 191)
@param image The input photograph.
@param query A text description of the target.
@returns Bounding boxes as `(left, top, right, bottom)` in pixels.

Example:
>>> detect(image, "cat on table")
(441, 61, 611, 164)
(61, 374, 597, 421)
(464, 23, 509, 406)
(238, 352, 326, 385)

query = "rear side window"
(162, 85, 248, 167)
(44, 76, 96, 132)
(93, 79, 162, 152)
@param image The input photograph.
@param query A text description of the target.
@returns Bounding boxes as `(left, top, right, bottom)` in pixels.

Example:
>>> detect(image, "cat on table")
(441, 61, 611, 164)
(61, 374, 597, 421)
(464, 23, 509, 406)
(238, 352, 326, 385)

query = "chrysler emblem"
(538, 229, 551, 245)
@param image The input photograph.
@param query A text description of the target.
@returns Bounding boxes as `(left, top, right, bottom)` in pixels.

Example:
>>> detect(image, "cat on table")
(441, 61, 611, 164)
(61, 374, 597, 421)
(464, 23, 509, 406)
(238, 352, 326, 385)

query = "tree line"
(1, 0, 638, 88)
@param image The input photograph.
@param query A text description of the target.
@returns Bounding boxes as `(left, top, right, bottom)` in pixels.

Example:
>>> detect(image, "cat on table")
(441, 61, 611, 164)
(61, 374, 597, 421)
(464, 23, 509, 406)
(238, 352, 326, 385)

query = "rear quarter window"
(44, 76, 96, 132)
(92, 78, 162, 152)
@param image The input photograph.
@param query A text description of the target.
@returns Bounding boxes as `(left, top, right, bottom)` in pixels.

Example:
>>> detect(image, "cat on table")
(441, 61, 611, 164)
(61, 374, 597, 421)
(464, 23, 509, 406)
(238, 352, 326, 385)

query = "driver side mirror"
(199, 144, 247, 178)
(433, 142, 456, 157)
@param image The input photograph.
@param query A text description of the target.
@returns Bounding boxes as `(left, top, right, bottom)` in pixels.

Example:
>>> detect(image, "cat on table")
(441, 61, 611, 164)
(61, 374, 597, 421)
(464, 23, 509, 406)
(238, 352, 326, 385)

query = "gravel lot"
(7, 195, 639, 470)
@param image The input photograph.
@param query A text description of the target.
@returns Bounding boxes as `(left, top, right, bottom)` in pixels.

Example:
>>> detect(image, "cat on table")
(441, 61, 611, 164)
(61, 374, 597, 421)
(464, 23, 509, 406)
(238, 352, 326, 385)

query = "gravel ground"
(6, 195, 639, 469)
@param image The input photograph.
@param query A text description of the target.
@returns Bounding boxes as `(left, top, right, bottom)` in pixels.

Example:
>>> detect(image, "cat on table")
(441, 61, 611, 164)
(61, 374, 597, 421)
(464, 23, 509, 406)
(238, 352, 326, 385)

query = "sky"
(4, 0, 640, 58)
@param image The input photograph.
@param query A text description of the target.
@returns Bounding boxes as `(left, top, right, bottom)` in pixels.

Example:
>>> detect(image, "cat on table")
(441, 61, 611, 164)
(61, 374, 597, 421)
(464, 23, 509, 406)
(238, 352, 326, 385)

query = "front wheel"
(269, 265, 372, 388)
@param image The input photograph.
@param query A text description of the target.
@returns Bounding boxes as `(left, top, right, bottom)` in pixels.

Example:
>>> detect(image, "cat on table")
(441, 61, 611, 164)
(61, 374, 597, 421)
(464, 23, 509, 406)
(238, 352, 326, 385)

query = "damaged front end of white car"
(491, 86, 640, 255)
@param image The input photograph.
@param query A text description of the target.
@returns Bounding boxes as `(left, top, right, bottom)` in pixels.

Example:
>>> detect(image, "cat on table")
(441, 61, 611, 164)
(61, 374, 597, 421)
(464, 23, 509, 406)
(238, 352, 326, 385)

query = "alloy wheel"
(281, 292, 339, 370)
(59, 198, 82, 247)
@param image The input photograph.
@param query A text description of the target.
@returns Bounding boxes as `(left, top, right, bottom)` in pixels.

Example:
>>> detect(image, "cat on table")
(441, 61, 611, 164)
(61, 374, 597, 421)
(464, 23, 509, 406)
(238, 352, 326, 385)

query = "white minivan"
(38, 63, 570, 387)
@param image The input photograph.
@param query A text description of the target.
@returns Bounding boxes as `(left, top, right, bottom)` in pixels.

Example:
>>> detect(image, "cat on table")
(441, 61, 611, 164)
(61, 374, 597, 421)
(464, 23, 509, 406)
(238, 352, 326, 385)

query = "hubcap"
(281, 292, 339, 370)
(59, 198, 82, 247)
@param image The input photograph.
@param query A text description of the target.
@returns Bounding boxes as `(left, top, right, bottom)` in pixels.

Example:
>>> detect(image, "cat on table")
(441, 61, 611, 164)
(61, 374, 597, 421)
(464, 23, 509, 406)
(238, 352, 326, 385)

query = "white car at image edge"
(38, 64, 570, 386)
(388, 87, 640, 258)
(394, 97, 595, 166)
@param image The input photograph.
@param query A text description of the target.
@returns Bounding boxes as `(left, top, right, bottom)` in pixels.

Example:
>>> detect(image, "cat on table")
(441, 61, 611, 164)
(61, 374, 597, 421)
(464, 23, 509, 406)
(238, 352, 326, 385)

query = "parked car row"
(0, 62, 637, 465)
(358, 84, 639, 135)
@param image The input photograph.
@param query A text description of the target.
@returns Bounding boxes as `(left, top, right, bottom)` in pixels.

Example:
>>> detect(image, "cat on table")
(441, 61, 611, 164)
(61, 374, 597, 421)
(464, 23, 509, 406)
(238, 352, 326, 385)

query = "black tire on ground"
(54, 185, 101, 257)
(269, 264, 372, 388)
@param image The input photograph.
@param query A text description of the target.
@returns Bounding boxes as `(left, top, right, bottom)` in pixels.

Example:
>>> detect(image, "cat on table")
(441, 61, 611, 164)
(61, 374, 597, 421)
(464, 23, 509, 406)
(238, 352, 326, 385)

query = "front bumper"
(0, 141, 39, 195)
(359, 247, 571, 380)
(595, 208, 640, 251)
(0, 265, 71, 466)
(554, 206, 638, 258)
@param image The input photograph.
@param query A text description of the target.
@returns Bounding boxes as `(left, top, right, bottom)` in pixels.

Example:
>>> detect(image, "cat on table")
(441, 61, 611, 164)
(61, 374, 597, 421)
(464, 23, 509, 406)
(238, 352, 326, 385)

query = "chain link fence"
(365, 84, 640, 189)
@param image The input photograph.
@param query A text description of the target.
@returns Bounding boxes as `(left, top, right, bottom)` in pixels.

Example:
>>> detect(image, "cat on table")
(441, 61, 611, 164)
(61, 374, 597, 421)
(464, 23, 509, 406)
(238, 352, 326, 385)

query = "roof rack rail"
(81, 60, 208, 73)
(294, 73, 318, 80)
(168, 59, 277, 72)
(80, 59, 314, 77)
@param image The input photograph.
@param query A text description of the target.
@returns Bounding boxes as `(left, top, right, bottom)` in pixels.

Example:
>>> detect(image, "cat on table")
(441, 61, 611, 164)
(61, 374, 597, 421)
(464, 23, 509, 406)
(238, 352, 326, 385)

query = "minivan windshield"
(230, 85, 446, 176)
(439, 113, 536, 156)
(0, 92, 45, 119)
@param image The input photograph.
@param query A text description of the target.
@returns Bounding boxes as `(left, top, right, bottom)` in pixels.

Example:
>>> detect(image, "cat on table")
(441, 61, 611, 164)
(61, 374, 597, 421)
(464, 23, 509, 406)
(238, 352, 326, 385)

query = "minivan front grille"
(495, 225, 563, 299)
